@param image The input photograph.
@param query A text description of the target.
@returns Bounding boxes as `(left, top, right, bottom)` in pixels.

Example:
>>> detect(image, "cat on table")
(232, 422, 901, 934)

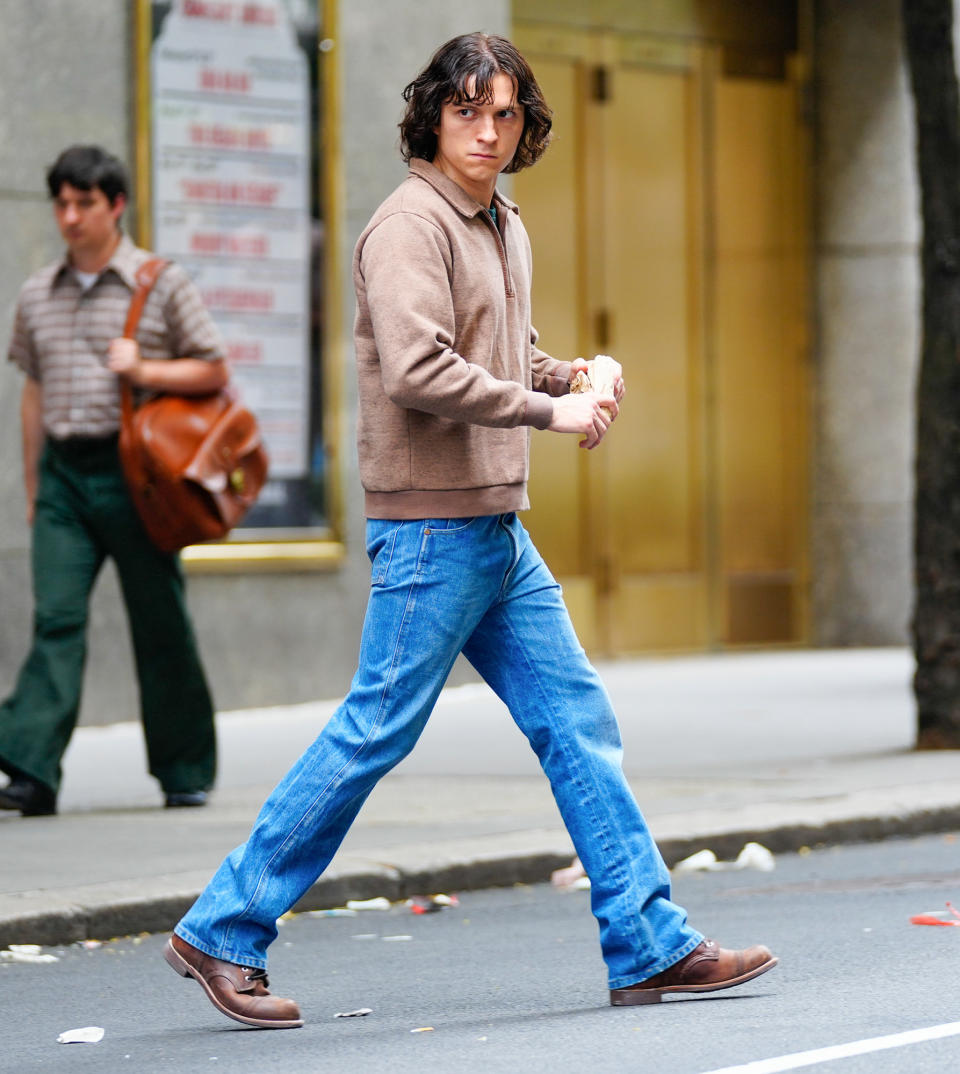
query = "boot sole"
(164, 938, 303, 1029)
(0, 794, 56, 816)
(610, 955, 779, 1006)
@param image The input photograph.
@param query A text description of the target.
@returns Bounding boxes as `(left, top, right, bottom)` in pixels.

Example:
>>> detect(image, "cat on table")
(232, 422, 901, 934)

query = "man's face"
(432, 71, 525, 204)
(53, 182, 125, 260)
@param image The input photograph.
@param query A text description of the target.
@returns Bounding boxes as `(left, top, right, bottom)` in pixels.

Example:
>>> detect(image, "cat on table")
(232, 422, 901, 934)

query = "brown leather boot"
(610, 939, 778, 1005)
(164, 934, 303, 1028)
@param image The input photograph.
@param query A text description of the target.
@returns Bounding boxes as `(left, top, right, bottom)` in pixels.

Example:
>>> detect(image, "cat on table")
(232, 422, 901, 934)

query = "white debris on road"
(57, 1026, 105, 1044)
(1, 944, 59, 964)
(672, 842, 776, 873)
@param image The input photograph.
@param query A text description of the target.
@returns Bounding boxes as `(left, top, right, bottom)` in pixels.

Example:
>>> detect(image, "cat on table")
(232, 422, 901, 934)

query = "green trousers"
(0, 436, 216, 795)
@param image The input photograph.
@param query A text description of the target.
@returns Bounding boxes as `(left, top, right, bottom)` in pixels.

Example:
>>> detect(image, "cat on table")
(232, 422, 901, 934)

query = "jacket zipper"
(482, 211, 515, 298)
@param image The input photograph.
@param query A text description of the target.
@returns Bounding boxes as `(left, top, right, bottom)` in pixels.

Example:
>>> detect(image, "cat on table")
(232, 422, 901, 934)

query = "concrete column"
(812, 0, 920, 645)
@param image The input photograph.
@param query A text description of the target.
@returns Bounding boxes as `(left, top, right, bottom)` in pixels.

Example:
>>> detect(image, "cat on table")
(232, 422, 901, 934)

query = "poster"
(151, 0, 312, 484)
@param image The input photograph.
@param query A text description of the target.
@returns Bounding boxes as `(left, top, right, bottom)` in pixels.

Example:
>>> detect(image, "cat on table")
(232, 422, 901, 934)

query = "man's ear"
(111, 193, 127, 225)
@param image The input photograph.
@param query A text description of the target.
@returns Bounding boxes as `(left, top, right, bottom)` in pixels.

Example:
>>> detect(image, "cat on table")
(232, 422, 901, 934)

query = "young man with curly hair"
(163, 32, 778, 1029)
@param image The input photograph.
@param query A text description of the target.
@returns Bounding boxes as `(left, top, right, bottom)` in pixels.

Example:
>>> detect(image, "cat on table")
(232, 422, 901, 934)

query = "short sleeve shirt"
(7, 234, 224, 439)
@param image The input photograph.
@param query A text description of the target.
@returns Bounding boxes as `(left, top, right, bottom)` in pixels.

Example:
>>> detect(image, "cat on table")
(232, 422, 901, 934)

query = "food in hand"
(569, 354, 619, 416)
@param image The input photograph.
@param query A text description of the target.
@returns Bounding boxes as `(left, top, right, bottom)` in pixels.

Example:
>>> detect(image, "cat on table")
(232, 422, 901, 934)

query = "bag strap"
(119, 257, 169, 424)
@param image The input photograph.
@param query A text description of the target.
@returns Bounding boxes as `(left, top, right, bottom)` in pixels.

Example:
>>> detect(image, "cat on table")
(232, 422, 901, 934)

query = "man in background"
(0, 145, 225, 816)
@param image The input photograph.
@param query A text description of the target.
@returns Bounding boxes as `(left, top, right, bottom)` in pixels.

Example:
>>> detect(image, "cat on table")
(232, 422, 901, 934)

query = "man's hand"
(548, 392, 619, 449)
(570, 356, 626, 404)
(105, 341, 228, 395)
(106, 337, 144, 385)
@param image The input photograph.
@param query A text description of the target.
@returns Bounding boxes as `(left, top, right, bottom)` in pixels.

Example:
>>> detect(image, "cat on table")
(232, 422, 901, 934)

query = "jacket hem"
(364, 485, 530, 520)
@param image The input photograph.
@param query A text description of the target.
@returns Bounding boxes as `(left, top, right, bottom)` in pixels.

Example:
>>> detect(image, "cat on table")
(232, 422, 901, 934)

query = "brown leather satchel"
(118, 258, 269, 553)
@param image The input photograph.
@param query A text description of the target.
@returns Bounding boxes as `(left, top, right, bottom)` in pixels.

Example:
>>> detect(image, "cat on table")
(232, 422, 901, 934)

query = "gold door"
(712, 57, 810, 645)
(514, 26, 809, 652)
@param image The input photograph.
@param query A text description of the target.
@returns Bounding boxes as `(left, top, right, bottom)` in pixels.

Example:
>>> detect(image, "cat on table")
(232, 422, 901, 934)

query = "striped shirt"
(7, 234, 224, 439)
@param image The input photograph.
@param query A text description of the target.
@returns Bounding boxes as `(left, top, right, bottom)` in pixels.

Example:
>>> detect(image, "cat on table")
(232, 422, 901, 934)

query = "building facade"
(0, 0, 922, 726)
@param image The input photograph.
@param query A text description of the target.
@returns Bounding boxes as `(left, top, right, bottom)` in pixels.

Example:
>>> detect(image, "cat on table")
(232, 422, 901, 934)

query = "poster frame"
(132, 0, 345, 572)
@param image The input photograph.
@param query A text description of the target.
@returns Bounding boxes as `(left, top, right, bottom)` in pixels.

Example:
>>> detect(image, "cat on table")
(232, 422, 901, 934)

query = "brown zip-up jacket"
(352, 158, 572, 520)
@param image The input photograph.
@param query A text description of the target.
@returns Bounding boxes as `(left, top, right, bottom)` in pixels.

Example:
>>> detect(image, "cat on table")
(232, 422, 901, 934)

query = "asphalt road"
(2, 831, 959, 1074)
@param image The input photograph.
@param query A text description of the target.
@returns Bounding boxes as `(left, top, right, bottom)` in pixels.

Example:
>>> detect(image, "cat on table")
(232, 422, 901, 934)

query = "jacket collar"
(408, 158, 520, 219)
(52, 233, 142, 292)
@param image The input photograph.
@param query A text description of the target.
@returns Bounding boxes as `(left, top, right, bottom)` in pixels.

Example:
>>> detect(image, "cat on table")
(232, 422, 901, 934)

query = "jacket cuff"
(524, 391, 554, 430)
(553, 361, 573, 393)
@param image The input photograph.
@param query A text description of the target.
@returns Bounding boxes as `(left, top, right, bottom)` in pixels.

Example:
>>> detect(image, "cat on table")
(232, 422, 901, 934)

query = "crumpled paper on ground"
(346, 897, 391, 911)
(551, 857, 590, 890)
(57, 1027, 105, 1044)
(1, 944, 59, 964)
(672, 842, 776, 873)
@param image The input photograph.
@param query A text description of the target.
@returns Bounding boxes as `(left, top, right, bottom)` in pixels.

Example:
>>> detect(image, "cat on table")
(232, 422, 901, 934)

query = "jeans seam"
(496, 596, 640, 933)
(493, 529, 654, 972)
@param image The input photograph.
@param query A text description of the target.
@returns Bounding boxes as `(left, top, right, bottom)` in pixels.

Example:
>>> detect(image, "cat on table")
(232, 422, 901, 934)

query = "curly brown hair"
(400, 32, 552, 173)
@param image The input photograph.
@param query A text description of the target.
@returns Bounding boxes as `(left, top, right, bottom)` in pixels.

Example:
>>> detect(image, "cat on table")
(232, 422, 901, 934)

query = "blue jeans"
(175, 514, 701, 988)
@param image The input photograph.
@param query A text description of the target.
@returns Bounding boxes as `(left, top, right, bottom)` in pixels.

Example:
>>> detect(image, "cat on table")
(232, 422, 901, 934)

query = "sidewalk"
(1, 648, 958, 948)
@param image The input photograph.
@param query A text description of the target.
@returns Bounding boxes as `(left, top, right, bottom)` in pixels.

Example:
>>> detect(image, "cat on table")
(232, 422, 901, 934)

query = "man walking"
(0, 145, 224, 816)
(164, 34, 777, 1028)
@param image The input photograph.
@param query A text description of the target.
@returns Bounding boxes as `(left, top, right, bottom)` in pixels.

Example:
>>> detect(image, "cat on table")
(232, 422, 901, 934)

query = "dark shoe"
(164, 935, 303, 1029)
(610, 939, 778, 1005)
(0, 778, 57, 816)
(164, 790, 208, 808)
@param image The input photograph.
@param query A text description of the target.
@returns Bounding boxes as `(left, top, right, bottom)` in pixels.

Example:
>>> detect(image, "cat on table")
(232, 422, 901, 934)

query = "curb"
(0, 855, 572, 950)
(3, 805, 960, 950)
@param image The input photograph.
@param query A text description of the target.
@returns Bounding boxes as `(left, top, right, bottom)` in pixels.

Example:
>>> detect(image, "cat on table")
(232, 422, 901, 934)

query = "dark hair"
(46, 145, 129, 205)
(400, 32, 552, 173)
